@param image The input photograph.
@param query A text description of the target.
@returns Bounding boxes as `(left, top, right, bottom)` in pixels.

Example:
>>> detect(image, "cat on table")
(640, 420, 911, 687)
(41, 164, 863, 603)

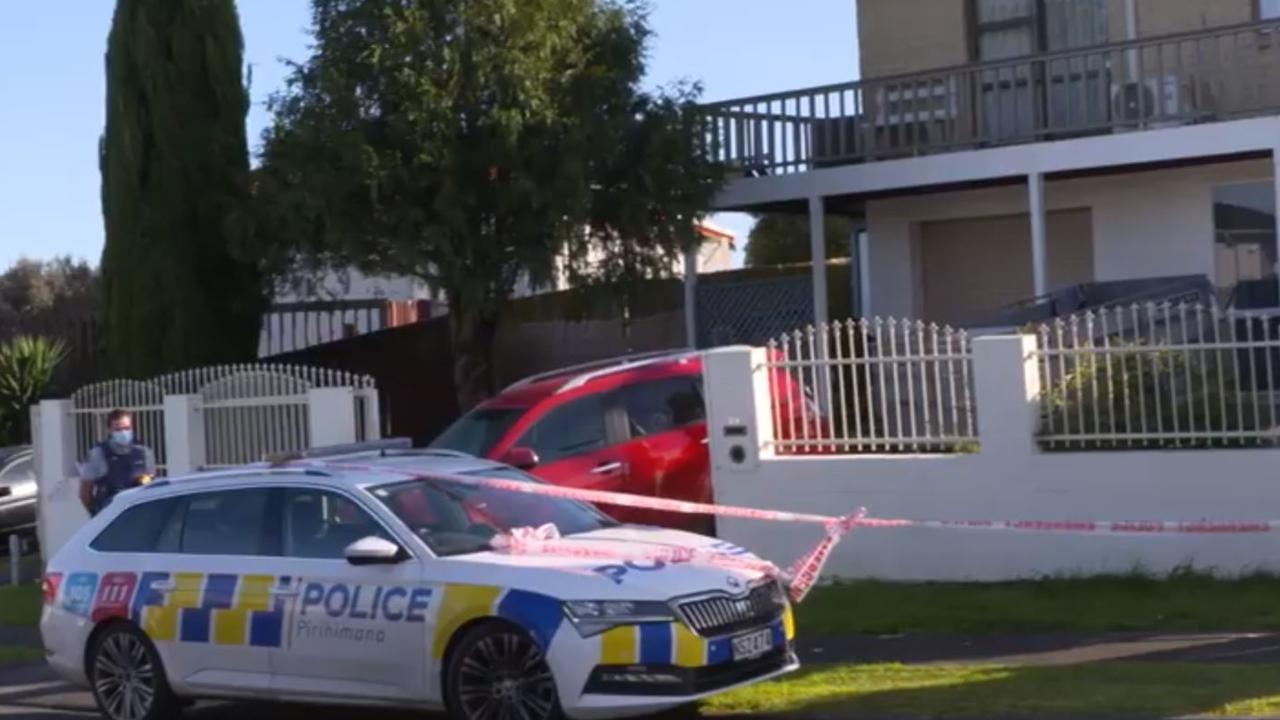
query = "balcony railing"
(701, 19, 1280, 175)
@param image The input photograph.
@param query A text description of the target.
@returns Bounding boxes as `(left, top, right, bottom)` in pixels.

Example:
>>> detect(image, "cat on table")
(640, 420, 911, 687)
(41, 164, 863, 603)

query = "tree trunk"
(449, 300, 499, 411)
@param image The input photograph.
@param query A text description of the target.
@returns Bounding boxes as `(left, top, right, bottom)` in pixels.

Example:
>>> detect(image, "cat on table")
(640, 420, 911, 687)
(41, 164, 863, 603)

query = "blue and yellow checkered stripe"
(601, 603, 795, 668)
(130, 572, 288, 648)
(431, 584, 564, 659)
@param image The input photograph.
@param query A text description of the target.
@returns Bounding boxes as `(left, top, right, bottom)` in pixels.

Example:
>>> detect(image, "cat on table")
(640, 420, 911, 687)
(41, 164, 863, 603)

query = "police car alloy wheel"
(88, 624, 178, 720)
(445, 622, 562, 720)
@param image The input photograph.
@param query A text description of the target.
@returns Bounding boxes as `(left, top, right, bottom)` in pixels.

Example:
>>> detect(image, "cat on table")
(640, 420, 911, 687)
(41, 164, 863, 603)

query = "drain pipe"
(1124, 0, 1139, 80)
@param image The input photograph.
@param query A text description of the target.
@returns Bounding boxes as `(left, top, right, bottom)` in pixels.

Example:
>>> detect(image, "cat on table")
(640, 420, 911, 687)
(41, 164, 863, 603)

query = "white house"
(701, 0, 1280, 328)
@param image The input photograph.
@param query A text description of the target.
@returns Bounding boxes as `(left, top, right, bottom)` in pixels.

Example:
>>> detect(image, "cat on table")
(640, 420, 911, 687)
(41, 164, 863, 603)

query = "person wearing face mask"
(78, 408, 157, 517)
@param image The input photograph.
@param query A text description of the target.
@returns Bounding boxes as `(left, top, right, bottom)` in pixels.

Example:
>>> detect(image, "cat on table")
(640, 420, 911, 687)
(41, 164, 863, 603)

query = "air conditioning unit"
(1111, 75, 1183, 127)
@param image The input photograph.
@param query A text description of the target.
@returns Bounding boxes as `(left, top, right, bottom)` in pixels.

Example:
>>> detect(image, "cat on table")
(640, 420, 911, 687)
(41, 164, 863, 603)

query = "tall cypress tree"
(100, 0, 263, 377)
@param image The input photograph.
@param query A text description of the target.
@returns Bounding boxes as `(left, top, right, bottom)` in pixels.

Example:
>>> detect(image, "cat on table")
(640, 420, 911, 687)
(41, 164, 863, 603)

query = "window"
(372, 468, 612, 557)
(430, 407, 526, 456)
(90, 498, 182, 553)
(1213, 182, 1277, 306)
(179, 488, 273, 556)
(1261, 0, 1280, 20)
(283, 488, 393, 559)
(621, 377, 705, 438)
(517, 395, 607, 463)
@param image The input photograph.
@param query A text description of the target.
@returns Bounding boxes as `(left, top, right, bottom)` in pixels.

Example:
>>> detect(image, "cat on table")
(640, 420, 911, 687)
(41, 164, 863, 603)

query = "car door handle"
(271, 586, 300, 598)
(591, 461, 625, 475)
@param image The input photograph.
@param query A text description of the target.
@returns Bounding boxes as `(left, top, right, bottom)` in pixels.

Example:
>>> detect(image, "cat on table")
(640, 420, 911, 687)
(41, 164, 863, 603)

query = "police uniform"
(82, 440, 156, 516)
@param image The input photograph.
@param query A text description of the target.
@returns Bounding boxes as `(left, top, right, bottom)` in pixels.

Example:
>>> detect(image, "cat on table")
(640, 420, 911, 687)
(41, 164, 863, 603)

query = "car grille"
(677, 581, 784, 637)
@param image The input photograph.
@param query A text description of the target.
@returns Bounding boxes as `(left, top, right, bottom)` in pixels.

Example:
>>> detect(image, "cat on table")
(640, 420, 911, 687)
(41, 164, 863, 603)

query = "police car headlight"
(563, 600, 676, 637)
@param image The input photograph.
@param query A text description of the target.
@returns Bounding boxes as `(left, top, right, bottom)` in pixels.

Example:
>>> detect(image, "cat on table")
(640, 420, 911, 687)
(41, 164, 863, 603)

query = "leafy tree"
(256, 0, 721, 408)
(100, 0, 264, 377)
(745, 212, 856, 267)
(0, 257, 99, 332)
(0, 336, 68, 445)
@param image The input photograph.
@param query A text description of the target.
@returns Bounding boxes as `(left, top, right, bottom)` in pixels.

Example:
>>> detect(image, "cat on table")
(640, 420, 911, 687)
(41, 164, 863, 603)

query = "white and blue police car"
(39, 440, 798, 720)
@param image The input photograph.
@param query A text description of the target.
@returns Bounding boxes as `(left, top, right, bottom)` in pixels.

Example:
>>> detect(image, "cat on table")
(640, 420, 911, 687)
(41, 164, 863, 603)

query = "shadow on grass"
(706, 662, 1280, 718)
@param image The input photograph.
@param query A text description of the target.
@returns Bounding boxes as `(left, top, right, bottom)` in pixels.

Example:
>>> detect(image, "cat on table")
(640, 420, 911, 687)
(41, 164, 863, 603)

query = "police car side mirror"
(344, 536, 406, 565)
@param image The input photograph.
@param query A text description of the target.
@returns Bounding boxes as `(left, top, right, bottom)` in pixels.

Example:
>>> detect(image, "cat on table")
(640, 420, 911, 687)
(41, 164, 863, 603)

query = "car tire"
(87, 623, 181, 720)
(443, 621, 564, 720)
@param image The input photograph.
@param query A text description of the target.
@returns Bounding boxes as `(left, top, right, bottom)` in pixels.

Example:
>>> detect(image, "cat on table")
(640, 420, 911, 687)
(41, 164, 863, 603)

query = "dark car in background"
(0, 445, 36, 541)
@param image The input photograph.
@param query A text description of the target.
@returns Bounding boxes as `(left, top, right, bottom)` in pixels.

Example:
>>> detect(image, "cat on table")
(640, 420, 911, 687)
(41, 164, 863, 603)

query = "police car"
(39, 440, 798, 720)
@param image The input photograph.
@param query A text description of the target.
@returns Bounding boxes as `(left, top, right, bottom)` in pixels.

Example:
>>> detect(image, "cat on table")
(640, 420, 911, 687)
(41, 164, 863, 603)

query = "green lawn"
(0, 584, 40, 627)
(799, 573, 1280, 635)
(706, 663, 1280, 717)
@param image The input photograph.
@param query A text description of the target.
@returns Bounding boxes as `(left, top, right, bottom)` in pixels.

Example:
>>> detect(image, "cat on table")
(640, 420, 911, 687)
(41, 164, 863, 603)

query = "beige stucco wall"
(864, 158, 1273, 321)
(857, 0, 1258, 79)
(857, 0, 969, 79)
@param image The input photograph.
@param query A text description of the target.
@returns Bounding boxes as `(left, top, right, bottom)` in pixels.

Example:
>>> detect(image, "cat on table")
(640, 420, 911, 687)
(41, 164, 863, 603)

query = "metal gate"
(696, 274, 814, 349)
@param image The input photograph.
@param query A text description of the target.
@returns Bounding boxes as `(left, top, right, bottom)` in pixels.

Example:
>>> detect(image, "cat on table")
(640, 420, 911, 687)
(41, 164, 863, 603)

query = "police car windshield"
(370, 467, 615, 557)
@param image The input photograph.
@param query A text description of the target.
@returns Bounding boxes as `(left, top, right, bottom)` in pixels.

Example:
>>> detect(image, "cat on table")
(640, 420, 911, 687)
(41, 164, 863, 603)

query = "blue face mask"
(110, 430, 133, 446)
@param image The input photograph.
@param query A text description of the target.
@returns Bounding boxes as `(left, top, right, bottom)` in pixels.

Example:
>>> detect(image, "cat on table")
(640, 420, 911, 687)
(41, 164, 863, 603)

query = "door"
(513, 393, 636, 521)
(615, 374, 711, 531)
(111, 487, 279, 693)
(268, 487, 428, 702)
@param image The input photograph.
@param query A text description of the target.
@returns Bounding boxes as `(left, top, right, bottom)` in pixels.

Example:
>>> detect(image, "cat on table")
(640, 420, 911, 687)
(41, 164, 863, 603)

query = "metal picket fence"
(766, 318, 977, 454)
(1036, 302, 1280, 449)
(70, 364, 377, 471)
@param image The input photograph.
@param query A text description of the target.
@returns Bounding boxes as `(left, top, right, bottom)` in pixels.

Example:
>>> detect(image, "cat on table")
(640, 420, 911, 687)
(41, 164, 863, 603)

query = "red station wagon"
(430, 350, 820, 535)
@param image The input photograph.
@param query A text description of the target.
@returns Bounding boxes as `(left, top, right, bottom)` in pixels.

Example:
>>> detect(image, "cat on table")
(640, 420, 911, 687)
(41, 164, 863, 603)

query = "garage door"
(921, 208, 1094, 325)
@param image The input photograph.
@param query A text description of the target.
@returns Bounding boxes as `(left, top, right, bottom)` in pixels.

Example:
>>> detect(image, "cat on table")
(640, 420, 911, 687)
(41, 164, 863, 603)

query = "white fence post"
(163, 394, 206, 475)
(973, 334, 1040, 458)
(361, 390, 382, 441)
(702, 346, 775, 476)
(34, 399, 84, 561)
(308, 387, 357, 447)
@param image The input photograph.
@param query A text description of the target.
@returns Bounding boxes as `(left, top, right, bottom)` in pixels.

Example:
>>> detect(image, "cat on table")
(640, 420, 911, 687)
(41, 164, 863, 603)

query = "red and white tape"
(291, 459, 862, 602)
(287, 458, 1280, 604)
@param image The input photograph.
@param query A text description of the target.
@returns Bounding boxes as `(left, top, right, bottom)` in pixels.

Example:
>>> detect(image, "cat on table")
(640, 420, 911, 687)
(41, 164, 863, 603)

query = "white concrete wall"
(706, 338, 1280, 581)
(865, 159, 1272, 317)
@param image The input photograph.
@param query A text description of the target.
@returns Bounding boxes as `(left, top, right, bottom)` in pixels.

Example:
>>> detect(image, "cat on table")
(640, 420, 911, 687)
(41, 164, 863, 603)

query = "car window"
(90, 497, 182, 553)
(282, 488, 394, 559)
(517, 395, 607, 463)
(430, 407, 526, 456)
(0, 454, 32, 489)
(179, 488, 272, 556)
(621, 376, 705, 438)
(372, 467, 613, 557)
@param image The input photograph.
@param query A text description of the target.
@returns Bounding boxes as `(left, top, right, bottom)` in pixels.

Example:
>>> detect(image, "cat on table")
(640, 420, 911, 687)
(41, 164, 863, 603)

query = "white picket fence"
(1035, 302, 1280, 449)
(69, 364, 378, 472)
(765, 318, 977, 453)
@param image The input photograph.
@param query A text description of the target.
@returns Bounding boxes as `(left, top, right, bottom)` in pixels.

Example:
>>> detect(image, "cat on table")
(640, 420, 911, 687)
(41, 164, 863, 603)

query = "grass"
(798, 572, 1280, 635)
(0, 646, 42, 665)
(0, 583, 40, 627)
(705, 662, 1280, 717)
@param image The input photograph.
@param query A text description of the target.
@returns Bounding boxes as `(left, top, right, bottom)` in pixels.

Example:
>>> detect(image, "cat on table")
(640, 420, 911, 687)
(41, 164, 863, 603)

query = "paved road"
(8, 632, 1280, 719)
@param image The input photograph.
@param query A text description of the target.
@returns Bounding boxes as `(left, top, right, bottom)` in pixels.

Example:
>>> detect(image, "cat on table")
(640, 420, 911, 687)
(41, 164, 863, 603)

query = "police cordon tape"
(289, 458, 863, 602)
(285, 459, 1280, 603)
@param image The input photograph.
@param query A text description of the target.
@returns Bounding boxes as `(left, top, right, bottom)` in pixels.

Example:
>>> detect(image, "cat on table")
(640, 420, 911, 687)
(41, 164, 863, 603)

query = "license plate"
(731, 628, 773, 661)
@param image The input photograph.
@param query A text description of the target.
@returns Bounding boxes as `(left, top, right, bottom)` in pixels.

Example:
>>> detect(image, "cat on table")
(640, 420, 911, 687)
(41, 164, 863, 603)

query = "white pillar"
(701, 345, 776, 476)
(163, 394, 205, 475)
(361, 390, 383, 441)
(808, 197, 829, 328)
(683, 244, 698, 348)
(972, 334, 1041, 458)
(1272, 149, 1280, 284)
(33, 399, 83, 561)
(308, 387, 357, 447)
(1028, 173, 1048, 298)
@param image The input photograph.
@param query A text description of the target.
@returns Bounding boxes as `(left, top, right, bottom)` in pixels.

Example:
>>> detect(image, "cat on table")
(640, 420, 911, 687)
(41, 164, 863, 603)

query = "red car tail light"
(41, 573, 62, 606)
